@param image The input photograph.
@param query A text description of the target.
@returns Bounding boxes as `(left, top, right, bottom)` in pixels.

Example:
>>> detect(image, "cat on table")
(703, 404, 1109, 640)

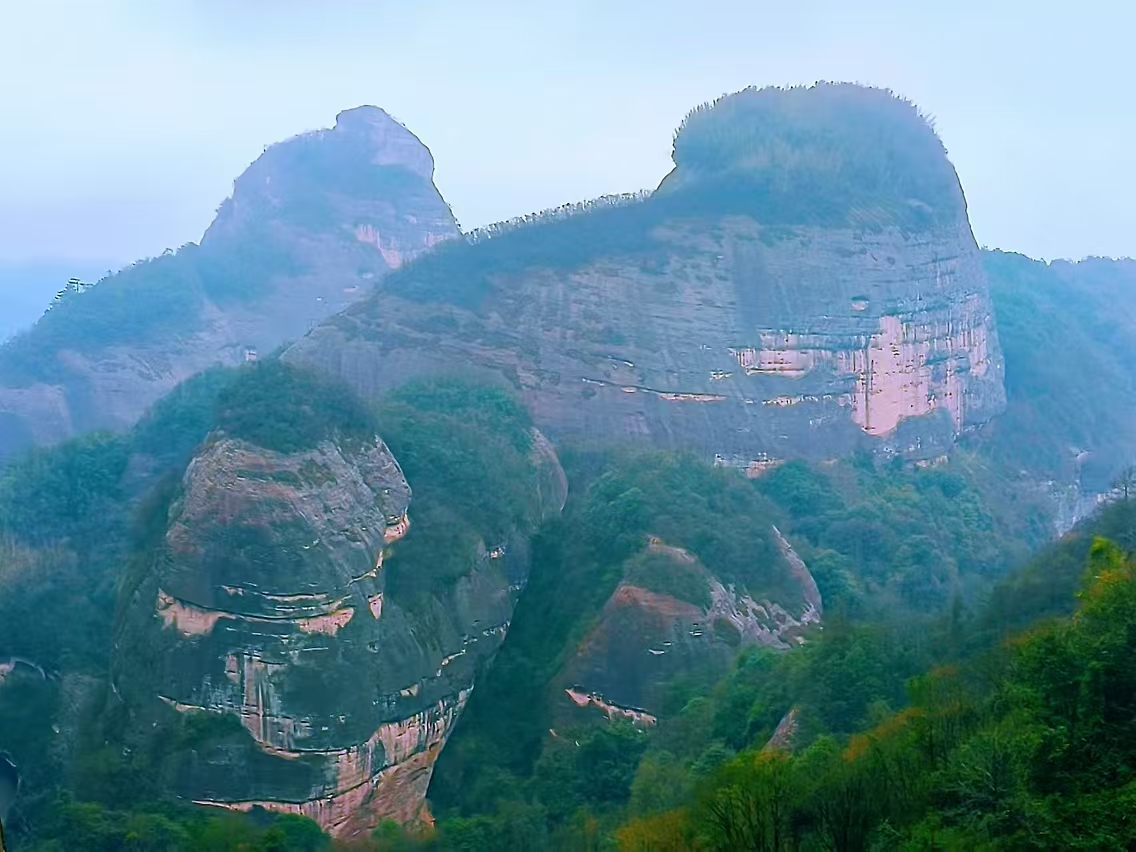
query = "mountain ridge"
(287, 83, 1006, 468)
(0, 106, 459, 462)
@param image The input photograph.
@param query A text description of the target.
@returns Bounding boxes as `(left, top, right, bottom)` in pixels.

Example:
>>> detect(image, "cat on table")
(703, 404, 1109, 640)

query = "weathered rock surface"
(0, 107, 458, 462)
(560, 531, 820, 724)
(113, 429, 547, 836)
(288, 87, 1005, 465)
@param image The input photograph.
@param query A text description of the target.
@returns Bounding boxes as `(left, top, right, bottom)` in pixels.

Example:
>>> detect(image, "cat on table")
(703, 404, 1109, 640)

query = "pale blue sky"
(0, 0, 1133, 266)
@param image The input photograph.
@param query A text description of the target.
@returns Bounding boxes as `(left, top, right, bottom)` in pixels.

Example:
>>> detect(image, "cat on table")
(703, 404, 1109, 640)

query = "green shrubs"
(214, 361, 377, 454)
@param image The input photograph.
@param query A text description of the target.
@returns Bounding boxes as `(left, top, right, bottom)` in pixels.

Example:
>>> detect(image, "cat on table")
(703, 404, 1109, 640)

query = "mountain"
(0, 107, 458, 463)
(287, 84, 1005, 467)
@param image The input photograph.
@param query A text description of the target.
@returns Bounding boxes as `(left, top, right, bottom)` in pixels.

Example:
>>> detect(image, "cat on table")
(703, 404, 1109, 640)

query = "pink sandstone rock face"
(288, 215, 1005, 468)
(740, 297, 995, 437)
(191, 689, 472, 836)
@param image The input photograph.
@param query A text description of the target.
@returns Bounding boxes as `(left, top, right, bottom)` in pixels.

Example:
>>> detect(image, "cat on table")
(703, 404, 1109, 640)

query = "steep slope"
(428, 453, 820, 824)
(975, 251, 1136, 524)
(610, 506, 1136, 852)
(0, 107, 458, 462)
(109, 368, 564, 838)
(0, 260, 115, 343)
(560, 529, 821, 728)
(288, 84, 1005, 466)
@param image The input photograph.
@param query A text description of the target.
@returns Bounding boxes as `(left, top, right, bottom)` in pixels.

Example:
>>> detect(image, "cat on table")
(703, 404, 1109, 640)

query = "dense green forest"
(333, 499, 1136, 852)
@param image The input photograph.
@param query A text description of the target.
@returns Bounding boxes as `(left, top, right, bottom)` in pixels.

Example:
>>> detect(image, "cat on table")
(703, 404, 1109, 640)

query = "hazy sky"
(1, 0, 1133, 266)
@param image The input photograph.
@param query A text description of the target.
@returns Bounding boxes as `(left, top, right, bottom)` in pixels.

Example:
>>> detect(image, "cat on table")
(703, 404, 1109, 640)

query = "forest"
(361, 499, 1136, 851)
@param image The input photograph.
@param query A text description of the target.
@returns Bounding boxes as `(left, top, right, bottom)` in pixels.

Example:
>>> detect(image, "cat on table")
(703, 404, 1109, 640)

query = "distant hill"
(975, 251, 1136, 517)
(0, 106, 458, 462)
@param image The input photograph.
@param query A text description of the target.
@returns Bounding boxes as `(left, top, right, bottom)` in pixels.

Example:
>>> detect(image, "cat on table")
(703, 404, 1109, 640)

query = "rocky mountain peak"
(203, 104, 456, 249)
(198, 104, 456, 256)
(333, 105, 436, 180)
(0, 109, 459, 461)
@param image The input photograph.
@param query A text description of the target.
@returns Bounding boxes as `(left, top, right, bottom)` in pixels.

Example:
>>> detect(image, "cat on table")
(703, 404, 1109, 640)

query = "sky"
(0, 0, 1133, 268)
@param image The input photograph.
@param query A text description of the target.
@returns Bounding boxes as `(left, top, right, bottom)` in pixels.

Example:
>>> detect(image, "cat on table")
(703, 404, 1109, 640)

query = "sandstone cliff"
(0, 107, 458, 462)
(287, 85, 1005, 465)
(110, 365, 565, 837)
(561, 529, 821, 727)
(113, 417, 561, 836)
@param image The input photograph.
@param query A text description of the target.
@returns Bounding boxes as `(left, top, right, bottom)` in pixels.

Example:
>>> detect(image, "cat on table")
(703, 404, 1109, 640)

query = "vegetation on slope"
(421, 452, 785, 849)
(0, 253, 206, 384)
(615, 508, 1136, 851)
(668, 82, 964, 226)
(755, 452, 1052, 614)
(977, 250, 1136, 491)
(407, 447, 1056, 850)
(376, 379, 542, 600)
(215, 361, 378, 454)
(368, 83, 963, 312)
(341, 499, 1136, 852)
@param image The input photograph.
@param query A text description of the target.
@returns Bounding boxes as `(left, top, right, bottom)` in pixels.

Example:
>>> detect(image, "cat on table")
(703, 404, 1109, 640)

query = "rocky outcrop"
(764, 707, 800, 752)
(201, 106, 456, 270)
(113, 429, 538, 837)
(287, 86, 1005, 465)
(0, 107, 458, 462)
(560, 532, 820, 723)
